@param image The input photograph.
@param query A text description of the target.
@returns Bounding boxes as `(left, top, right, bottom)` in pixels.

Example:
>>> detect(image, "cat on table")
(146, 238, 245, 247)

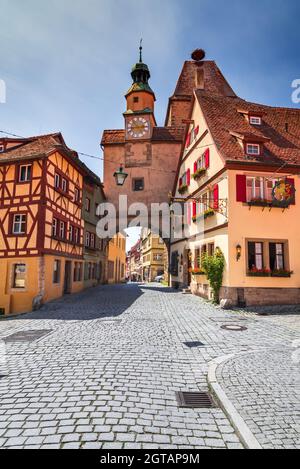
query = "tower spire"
(139, 38, 143, 63)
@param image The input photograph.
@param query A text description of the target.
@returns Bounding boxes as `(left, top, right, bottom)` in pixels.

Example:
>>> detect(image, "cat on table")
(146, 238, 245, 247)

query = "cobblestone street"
(0, 284, 299, 450)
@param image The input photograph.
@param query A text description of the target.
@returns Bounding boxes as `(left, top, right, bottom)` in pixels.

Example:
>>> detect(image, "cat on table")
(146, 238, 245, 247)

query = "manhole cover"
(184, 341, 205, 348)
(176, 391, 216, 408)
(3, 330, 52, 343)
(221, 324, 247, 332)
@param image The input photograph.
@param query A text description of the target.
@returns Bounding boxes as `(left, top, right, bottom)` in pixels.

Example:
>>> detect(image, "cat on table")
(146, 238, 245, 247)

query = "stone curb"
(207, 353, 263, 450)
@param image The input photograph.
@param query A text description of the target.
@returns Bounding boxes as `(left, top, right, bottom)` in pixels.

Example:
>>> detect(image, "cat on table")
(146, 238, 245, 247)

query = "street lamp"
(113, 166, 128, 186)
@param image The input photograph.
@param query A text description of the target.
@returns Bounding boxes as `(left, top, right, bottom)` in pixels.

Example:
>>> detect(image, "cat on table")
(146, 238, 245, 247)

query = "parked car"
(154, 275, 164, 283)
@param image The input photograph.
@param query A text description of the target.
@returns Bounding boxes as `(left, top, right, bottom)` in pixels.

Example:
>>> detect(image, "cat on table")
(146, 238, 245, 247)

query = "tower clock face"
(127, 117, 150, 138)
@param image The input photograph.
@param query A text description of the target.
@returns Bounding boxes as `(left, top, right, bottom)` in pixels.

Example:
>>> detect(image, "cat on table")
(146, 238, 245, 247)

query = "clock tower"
(124, 44, 156, 141)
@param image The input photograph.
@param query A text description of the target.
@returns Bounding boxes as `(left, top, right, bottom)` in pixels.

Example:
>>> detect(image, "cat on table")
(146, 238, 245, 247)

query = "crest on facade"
(272, 179, 295, 207)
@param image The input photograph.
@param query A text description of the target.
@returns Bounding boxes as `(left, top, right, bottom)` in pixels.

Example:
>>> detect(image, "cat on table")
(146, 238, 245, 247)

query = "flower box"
(190, 270, 206, 276)
(270, 270, 293, 278)
(247, 269, 271, 277)
(247, 199, 269, 207)
(192, 209, 215, 223)
(192, 168, 206, 181)
(178, 184, 188, 195)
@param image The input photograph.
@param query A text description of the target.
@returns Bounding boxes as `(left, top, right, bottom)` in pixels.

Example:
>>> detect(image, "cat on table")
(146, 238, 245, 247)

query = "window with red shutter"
(194, 161, 198, 173)
(205, 149, 210, 168)
(192, 201, 197, 217)
(187, 169, 191, 186)
(236, 175, 247, 202)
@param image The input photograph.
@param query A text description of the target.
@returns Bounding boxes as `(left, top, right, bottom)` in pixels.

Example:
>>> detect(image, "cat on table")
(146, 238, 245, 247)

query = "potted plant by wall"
(202, 248, 225, 304)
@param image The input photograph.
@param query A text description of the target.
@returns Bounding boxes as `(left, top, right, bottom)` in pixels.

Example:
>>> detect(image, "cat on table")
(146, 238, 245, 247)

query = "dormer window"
(249, 116, 262, 126)
(246, 143, 261, 156)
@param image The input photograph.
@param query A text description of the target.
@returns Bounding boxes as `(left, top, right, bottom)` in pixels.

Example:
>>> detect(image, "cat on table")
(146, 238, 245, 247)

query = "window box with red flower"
(247, 268, 271, 277)
(189, 267, 206, 276)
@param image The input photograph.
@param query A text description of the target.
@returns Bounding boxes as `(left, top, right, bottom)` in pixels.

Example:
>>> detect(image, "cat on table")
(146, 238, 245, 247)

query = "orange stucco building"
(107, 233, 126, 284)
(170, 57, 300, 306)
(0, 133, 93, 315)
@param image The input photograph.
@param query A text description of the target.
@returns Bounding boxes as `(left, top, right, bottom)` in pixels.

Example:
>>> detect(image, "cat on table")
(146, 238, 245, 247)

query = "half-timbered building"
(0, 133, 90, 315)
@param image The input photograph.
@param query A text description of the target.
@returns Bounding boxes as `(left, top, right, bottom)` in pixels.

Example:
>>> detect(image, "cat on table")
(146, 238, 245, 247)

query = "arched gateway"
(101, 45, 187, 235)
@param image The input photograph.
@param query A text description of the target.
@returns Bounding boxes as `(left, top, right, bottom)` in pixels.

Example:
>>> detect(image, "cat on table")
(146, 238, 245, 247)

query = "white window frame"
(85, 231, 90, 247)
(74, 187, 80, 203)
(85, 197, 90, 212)
(246, 143, 261, 156)
(61, 178, 67, 193)
(12, 214, 26, 234)
(90, 233, 95, 248)
(54, 173, 60, 189)
(249, 116, 262, 125)
(74, 227, 79, 245)
(59, 221, 65, 239)
(52, 218, 58, 237)
(19, 164, 32, 182)
(69, 225, 73, 242)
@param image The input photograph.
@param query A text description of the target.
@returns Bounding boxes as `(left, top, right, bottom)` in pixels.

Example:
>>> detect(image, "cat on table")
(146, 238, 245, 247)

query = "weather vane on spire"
(139, 38, 143, 63)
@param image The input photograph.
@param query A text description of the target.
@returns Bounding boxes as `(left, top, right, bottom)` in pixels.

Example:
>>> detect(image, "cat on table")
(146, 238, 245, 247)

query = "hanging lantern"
(113, 166, 128, 186)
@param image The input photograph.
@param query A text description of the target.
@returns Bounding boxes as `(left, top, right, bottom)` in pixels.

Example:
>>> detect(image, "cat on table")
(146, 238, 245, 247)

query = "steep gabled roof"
(173, 60, 236, 98)
(196, 90, 300, 166)
(0, 133, 78, 162)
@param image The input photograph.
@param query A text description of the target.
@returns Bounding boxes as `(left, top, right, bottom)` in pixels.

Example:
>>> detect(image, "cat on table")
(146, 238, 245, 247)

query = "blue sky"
(1, 0, 299, 249)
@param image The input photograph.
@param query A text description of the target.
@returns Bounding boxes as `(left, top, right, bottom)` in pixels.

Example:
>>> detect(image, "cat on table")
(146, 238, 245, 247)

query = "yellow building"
(141, 229, 166, 282)
(107, 233, 126, 284)
(170, 58, 300, 306)
(0, 133, 98, 315)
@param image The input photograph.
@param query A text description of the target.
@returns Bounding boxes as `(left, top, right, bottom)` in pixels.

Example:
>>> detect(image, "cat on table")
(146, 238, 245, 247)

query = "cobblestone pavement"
(0, 284, 299, 450)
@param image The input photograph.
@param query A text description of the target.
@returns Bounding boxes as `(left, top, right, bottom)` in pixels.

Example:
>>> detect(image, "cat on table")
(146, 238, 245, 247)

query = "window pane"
(13, 264, 26, 288)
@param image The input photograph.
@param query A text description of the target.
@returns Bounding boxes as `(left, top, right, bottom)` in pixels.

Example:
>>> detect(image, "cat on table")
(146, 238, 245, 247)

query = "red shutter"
(286, 178, 296, 205)
(205, 149, 210, 168)
(213, 184, 219, 210)
(192, 201, 197, 217)
(236, 175, 247, 202)
(187, 169, 191, 186)
(179, 177, 183, 188)
(194, 125, 199, 136)
(186, 132, 191, 148)
(194, 161, 198, 174)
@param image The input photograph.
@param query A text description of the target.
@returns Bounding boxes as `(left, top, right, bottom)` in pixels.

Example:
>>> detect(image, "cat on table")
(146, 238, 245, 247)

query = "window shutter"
(204, 149, 210, 168)
(194, 125, 199, 136)
(192, 201, 197, 217)
(286, 178, 296, 205)
(179, 177, 183, 188)
(194, 161, 198, 174)
(187, 169, 191, 186)
(213, 184, 219, 210)
(186, 132, 191, 148)
(236, 175, 247, 202)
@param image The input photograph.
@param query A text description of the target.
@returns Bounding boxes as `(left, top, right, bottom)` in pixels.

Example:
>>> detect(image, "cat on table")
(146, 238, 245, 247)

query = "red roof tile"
(101, 127, 184, 145)
(0, 133, 78, 162)
(196, 91, 300, 166)
(173, 61, 236, 98)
